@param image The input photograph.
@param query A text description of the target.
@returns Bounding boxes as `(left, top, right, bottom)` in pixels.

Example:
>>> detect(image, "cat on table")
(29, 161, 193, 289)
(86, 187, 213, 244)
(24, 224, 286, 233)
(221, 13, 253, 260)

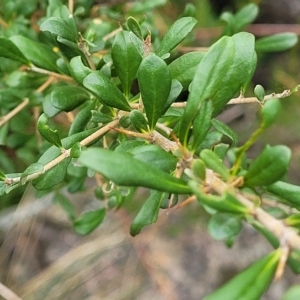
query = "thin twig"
(78, 32, 96, 70)
(68, 0, 74, 14)
(102, 27, 122, 42)
(29, 66, 74, 82)
(0, 282, 22, 300)
(0, 98, 29, 128)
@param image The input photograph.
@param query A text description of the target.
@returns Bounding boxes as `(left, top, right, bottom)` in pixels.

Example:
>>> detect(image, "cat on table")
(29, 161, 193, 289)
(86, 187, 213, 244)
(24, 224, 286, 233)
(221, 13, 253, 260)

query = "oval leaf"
(51, 86, 90, 112)
(261, 98, 281, 128)
(127, 17, 143, 40)
(69, 56, 92, 84)
(156, 17, 197, 57)
(137, 54, 172, 129)
(211, 118, 238, 147)
(255, 33, 298, 52)
(244, 145, 291, 187)
(83, 71, 131, 111)
(78, 148, 191, 194)
(129, 109, 149, 133)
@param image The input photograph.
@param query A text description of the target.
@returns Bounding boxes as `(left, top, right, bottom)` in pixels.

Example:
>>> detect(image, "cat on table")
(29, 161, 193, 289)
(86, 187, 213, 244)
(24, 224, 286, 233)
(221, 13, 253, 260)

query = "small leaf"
(0, 170, 6, 181)
(200, 149, 230, 181)
(192, 99, 213, 151)
(51, 86, 90, 112)
(55, 193, 76, 221)
(83, 71, 131, 111)
(211, 118, 238, 147)
(0, 37, 30, 65)
(37, 113, 62, 148)
(203, 250, 281, 300)
(208, 213, 242, 241)
(130, 190, 164, 236)
(267, 181, 300, 209)
(244, 145, 291, 187)
(127, 17, 143, 40)
(156, 17, 197, 57)
(168, 51, 205, 90)
(254, 84, 265, 102)
(191, 159, 206, 181)
(70, 142, 82, 158)
(161, 79, 183, 114)
(234, 3, 259, 32)
(261, 98, 281, 128)
(69, 56, 92, 84)
(74, 208, 106, 235)
(91, 110, 114, 124)
(78, 148, 191, 194)
(137, 53, 172, 129)
(20, 163, 45, 185)
(40, 17, 78, 42)
(282, 285, 300, 300)
(255, 33, 298, 52)
(129, 109, 149, 133)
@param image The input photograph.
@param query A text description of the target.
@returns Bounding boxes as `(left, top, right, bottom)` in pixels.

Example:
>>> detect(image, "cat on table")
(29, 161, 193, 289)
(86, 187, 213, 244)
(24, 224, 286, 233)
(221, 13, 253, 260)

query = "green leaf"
(255, 33, 298, 52)
(0, 38, 30, 65)
(70, 142, 82, 158)
(244, 145, 291, 187)
(40, 17, 78, 42)
(37, 113, 62, 148)
(129, 109, 149, 133)
(78, 148, 191, 194)
(74, 208, 106, 235)
(200, 149, 230, 181)
(203, 250, 281, 300)
(0, 169, 6, 181)
(91, 110, 114, 124)
(10, 36, 60, 72)
(254, 84, 265, 102)
(189, 181, 248, 214)
(214, 144, 230, 160)
(69, 56, 92, 84)
(234, 3, 259, 32)
(111, 31, 143, 97)
(162, 79, 183, 114)
(191, 159, 206, 181)
(83, 71, 131, 111)
(261, 98, 281, 128)
(137, 54, 171, 129)
(168, 51, 205, 90)
(266, 181, 300, 209)
(282, 286, 300, 300)
(130, 0, 167, 14)
(51, 86, 90, 112)
(156, 17, 197, 58)
(130, 190, 164, 236)
(127, 17, 143, 40)
(208, 213, 242, 240)
(55, 193, 76, 221)
(20, 163, 45, 185)
(192, 99, 213, 151)
(32, 128, 98, 190)
(211, 118, 238, 147)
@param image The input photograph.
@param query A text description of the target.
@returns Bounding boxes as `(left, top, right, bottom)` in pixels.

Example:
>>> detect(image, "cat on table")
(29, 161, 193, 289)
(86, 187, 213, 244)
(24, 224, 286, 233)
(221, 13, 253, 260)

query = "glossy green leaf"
(156, 17, 197, 58)
(211, 118, 238, 147)
(40, 17, 78, 42)
(244, 145, 291, 187)
(200, 149, 230, 181)
(51, 86, 90, 112)
(168, 51, 205, 90)
(162, 79, 183, 114)
(10, 36, 60, 72)
(128, 144, 177, 173)
(70, 142, 82, 158)
(91, 110, 114, 124)
(208, 213, 242, 240)
(130, 190, 164, 236)
(179, 35, 234, 145)
(68, 101, 95, 135)
(0, 37, 30, 65)
(78, 148, 191, 194)
(0, 170, 6, 181)
(267, 181, 300, 209)
(261, 98, 281, 128)
(254, 84, 265, 102)
(203, 250, 281, 300)
(111, 31, 143, 97)
(234, 3, 258, 32)
(83, 71, 131, 111)
(191, 159, 206, 181)
(192, 99, 213, 150)
(69, 56, 92, 84)
(282, 285, 300, 300)
(37, 113, 62, 148)
(129, 109, 149, 133)
(55, 193, 76, 221)
(255, 33, 298, 52)
(127, 16, 143, 40)
(74, 208, 106, 235)
(137, 54, 171, 129)
(20, 163, 45, 185)
(214, 144, 230, 160)
(190, 181, 248, 213)
(33, 128, 98, 190)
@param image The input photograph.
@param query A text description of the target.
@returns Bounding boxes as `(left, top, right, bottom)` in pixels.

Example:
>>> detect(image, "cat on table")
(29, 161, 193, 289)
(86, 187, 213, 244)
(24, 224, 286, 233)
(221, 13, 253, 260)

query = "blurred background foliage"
(0, 0, 300, 299)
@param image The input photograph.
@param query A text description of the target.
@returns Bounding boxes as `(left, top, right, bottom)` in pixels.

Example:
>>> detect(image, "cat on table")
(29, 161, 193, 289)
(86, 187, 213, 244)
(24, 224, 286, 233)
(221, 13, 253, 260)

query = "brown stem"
(29, 66, 74, 82)
(0, 281, 22, 300)
(78, 32, 96, 71)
